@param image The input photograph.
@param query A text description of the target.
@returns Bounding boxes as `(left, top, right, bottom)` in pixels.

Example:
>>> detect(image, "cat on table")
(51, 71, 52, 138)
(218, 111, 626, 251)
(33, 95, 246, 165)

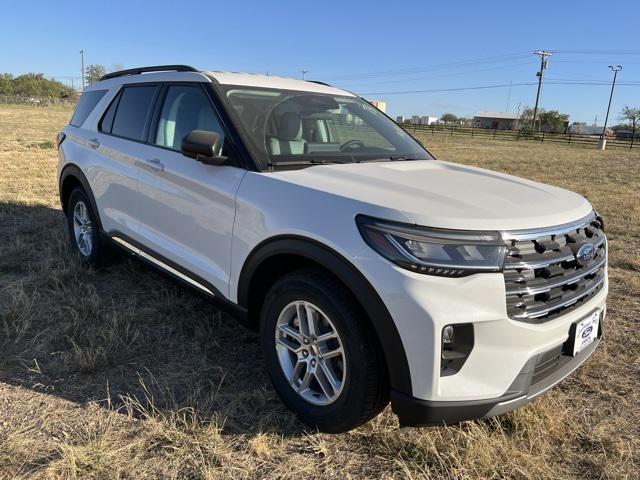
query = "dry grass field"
(0, 104, 639, 479)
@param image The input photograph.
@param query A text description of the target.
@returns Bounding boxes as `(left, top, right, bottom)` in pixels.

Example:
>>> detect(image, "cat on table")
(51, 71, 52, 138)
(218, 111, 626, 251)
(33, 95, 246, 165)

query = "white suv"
(58, 65, 607, 432)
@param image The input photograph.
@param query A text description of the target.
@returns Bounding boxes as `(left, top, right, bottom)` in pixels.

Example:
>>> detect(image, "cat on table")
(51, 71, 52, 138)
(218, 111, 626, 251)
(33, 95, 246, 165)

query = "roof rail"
(307, 80, 332, 87)
(100, 65, 199, 81)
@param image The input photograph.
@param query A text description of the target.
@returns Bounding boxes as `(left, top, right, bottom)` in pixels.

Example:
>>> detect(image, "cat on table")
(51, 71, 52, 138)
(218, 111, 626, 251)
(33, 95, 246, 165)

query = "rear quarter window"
(69, 90, 108, 127)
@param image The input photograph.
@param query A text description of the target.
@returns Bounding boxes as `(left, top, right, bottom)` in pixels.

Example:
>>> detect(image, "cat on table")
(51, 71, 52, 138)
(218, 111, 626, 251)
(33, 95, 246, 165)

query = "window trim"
(203, 81, 260, 172)
(98, 88, 122, 133)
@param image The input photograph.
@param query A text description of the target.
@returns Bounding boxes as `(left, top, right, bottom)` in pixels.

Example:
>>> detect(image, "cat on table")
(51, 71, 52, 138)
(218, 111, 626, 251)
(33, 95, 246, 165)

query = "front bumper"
(392, 333, 601, 426)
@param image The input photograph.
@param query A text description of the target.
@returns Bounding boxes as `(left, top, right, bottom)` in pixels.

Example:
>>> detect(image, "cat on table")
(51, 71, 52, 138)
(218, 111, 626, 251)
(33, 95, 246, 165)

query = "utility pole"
(80, 49, 85, 90)
(301, 66, 308, 80)
(531, 50, 552, 132)
(506, 80, 512, 112)
(600, 65, 622, 150)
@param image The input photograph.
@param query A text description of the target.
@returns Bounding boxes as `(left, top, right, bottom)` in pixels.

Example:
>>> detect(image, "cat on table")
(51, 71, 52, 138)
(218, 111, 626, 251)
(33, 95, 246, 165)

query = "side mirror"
(181, 130, 228, 166)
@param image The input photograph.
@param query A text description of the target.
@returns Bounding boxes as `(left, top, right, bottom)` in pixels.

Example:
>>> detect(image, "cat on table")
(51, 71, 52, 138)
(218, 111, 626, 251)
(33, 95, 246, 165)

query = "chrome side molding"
(111, 236, 215, 296)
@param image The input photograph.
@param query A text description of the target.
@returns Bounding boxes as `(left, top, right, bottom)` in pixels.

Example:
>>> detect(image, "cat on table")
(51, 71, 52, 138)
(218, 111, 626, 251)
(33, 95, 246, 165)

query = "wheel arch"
(59, 164, 103, 230)
(237, 235, 413, 395)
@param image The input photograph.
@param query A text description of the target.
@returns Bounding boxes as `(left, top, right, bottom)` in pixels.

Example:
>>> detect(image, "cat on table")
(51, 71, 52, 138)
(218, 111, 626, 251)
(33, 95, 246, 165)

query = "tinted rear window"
(69, 90, 107, 127)
(111, 85, 158, 141)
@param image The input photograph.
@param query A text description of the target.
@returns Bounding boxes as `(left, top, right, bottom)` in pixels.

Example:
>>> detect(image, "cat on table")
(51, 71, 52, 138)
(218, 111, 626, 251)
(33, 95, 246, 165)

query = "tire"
(260, 267, 389, 432)
(66, 187, 105, 267)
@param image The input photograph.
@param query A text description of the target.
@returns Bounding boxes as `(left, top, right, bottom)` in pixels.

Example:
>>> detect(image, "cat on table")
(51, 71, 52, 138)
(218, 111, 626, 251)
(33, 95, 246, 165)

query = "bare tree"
(84, 64, 107, 84)
(619, 106, 640, 140)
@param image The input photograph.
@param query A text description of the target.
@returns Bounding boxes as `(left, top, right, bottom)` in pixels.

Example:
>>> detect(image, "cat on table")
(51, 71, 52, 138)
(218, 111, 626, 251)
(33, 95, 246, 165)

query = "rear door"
(91, 83, 160, 239)
(134, 82, 246, 297)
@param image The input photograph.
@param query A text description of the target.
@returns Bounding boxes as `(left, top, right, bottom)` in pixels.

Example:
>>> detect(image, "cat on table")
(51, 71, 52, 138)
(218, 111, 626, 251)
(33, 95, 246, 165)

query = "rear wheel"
(260, 268, 389, 432)
(66, 187, 105, 266)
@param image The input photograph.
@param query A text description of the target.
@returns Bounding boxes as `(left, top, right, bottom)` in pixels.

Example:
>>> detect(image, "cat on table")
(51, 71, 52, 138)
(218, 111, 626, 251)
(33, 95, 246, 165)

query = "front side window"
(110, 85, 158, 141)
(69, 89, 107, 127)
(222, 86, 431, 170)
(154, 85, 225, 153)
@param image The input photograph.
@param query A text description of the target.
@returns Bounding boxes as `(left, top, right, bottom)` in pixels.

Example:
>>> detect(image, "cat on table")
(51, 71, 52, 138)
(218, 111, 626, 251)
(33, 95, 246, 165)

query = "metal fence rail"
(400, 123, 638, 150)
(0, 95, 77, 107)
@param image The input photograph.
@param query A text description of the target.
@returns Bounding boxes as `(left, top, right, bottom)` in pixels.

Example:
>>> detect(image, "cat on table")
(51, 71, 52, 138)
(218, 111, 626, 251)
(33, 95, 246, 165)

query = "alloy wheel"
(275, 300, 346, 405)
(72, 200, 93, 256)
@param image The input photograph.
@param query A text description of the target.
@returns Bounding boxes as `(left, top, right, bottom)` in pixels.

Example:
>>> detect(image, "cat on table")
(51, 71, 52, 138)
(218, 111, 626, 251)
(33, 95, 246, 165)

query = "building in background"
(567, 124, 614, 136)
(369, 100, 386, 112)
(473, 111, 520, 130)
(396, 115, 405, 123)
(408, 115, 438, 125)
(420, 115, 438, 125)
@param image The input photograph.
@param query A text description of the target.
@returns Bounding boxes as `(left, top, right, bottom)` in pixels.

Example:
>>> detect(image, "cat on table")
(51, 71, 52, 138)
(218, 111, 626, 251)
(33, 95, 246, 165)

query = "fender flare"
(59, 163, 103, 230)
(238, 236, 413, 395)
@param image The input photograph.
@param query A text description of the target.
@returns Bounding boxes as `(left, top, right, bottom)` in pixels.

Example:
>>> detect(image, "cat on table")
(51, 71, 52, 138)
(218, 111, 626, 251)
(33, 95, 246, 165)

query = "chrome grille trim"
(502, 213, 606, 323)
(506, 256, 606, 296)
(501, 212, 596, 241)
(510, 275, 605, 319)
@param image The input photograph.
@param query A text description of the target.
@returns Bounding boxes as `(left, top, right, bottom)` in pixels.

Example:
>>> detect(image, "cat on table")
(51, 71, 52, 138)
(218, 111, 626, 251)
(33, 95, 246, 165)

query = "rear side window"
(110, 85, 158, 141)
(69, 90, 107, 127)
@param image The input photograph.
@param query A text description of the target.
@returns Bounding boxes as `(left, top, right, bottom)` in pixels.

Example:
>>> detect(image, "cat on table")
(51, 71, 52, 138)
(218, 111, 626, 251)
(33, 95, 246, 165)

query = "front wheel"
(260, 268, 389, 432)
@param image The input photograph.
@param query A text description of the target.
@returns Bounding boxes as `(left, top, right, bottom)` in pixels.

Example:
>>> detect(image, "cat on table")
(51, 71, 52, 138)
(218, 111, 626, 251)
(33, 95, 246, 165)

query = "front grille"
(503, 214, 606, 323)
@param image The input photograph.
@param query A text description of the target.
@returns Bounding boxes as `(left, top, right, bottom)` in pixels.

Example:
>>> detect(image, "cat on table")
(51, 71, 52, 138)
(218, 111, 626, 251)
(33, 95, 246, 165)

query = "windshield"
(221, 86, 432, 170)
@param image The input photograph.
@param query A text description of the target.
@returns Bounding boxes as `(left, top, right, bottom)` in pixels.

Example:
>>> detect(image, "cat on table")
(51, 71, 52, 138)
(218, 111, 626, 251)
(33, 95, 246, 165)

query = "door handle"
(144, 158, 164, 173)
(88, 138, 100, 149)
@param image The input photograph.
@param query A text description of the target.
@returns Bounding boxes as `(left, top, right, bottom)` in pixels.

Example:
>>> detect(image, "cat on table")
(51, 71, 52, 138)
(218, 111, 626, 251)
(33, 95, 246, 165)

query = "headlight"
(356, 215, 506, 277)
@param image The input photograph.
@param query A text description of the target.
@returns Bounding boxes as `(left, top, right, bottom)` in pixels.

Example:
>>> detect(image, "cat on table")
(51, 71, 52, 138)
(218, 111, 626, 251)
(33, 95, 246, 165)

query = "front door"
(135, 83, 246, 298)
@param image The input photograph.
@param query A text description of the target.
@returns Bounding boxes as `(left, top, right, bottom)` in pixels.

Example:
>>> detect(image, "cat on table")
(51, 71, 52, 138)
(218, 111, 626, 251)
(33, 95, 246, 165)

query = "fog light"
(442, 325, 455, 350)
(440, 324, 474, 377)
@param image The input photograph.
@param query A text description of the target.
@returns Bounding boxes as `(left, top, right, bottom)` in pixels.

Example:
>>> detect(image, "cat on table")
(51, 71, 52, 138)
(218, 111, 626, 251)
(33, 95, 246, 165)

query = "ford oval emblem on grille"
(582, 326, 593, 338)
(576, 243, 595, 266)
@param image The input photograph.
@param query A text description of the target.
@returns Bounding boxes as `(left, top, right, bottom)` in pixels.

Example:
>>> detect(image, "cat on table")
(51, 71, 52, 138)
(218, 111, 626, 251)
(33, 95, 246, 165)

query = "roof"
(473, 111, 520, 120)
(204, 71, 354, 96)
(87, 65, 354, 97)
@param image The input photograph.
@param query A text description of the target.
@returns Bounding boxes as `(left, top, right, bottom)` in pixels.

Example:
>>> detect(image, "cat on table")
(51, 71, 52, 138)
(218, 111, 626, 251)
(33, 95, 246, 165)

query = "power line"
(553, 50, 640, 55)
(358, 82, 538, 95)
(339, 59, 537, 88)
(358, 80, 640, 96)
(320, 51, 533, 81)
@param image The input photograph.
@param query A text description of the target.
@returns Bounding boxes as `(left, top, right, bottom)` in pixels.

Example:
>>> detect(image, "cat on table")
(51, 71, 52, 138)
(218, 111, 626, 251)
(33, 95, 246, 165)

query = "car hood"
(269, 160, 593, 231)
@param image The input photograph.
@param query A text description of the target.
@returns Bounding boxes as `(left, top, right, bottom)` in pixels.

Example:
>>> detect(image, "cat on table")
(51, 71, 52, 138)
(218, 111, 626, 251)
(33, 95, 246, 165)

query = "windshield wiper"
(388, 155, 422, 161)
(269, 158, 347, 167)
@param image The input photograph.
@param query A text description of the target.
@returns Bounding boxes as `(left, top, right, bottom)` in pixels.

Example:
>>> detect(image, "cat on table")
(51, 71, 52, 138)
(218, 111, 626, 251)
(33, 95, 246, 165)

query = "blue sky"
(3, 0, 639, 124)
